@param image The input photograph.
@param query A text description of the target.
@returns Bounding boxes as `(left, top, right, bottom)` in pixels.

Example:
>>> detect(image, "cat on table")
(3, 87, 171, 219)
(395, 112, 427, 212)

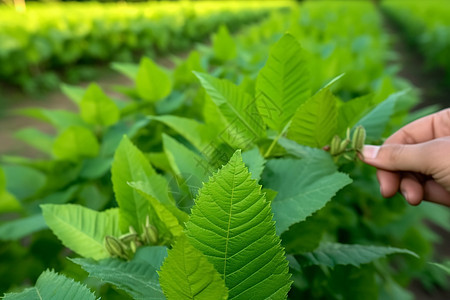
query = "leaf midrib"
(223, 161, 237, 283)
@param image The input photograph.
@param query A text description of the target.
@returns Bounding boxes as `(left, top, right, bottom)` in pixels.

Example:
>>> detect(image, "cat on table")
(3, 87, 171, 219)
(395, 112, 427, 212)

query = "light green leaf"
(0, 214, 47, 241)
(41, 204, 120, 260)
(17, 108, 85, 130)
(356, 90, 408, 140)
(111, 61, 139, 80)
(150, 115, 215, 153)
(336, 94, 373, 135)
(195, 72, 265, 149)
(80, 83, 120, 127)
(212, 25, 236, 62)
(14, 128, 54, 155)
(111, 136, 156, 233)
(129, 181, 187, 243)
(263, 156, 352, 235)
(159, 236, 228, 300)
(298, 243, 418, 268)
(187, 151, 292, 299)
(430, 261, 450, 274)
(287, 88, 337, 148)
(61, 83, 85, 105)
(256, 33, 310, 133)
(173, 50, 205, 86)
(52, 126, 100, 161)
(242, 147, 266, 181)
(136, 57, 172, 102)
(3, 270, 96, 300)
(72, 255, 165, 300)
(0, 167, 21, 213)
(163, 134, 213, 191)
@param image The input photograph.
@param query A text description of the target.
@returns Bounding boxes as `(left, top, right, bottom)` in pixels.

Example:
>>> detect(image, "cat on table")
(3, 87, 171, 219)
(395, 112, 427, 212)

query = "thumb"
(362, 142, 436, 174)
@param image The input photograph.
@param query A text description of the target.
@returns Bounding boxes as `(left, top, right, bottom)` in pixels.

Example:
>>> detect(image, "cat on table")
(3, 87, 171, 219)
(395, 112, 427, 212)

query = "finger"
(399, 173, 424, 206)
(423, 180, 450, 206)
(362, 144, 432, 175)
(384, 108, 450, 145)
(376, 169, 400, 198)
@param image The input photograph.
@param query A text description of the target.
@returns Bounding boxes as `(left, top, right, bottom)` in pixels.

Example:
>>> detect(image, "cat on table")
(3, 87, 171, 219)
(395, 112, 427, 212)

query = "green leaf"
(150, 115, 215, 153)
(287, 88, 337, 148)
(1, 164, 46, 200)
(3, 270, 96, 300)
(0, 167, 21, 213)
(297, 243, 418, 268)
(111, 136, 156, 233)
(328, 265, 378, 300)
(129, 181, 187, 243)
(356, 90, 408, 140)
(159, 236, 228, 300)
(72, 254, 165, 300)
(212, 25, 236, 62)
(61, 83, 85, 105)
(263, 155, 352, 235)
(336, 94, 373, 135)
(80, 83, 120, 127)
(136, 57, 172, 102)
(52, 126, 100, 161)
(173, 50, 205, 86)
(163, 134, 213, 190)
(430, 261, 450, 275)
(195, 72, 265, 149)
(111, 61, 139, 80)
(41, 204, 120, 260)
(256, 34, 310, 133)
(242, 147, 266, 182)
(187, 151, 292, 299)
(133, 246, 169, 270)
(0, 214, 47, 241)
(14, 128, 54, 155)
(17, 108, 85, 130)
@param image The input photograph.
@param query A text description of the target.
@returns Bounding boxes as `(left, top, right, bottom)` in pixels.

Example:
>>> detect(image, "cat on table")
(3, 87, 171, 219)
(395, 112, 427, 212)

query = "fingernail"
(401, 189, 408, 202)
(362, 145, 380, 159)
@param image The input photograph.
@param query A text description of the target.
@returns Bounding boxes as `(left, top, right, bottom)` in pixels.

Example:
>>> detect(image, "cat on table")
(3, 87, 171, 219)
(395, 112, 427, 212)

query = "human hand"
(362, 108, 450, 206)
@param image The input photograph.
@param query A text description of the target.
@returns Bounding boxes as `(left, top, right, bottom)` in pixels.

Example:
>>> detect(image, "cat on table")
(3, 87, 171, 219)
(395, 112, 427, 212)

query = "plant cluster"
(0, 1, 449, 299)
(0, 1, 291, 93)
(383, 0, 450, 81)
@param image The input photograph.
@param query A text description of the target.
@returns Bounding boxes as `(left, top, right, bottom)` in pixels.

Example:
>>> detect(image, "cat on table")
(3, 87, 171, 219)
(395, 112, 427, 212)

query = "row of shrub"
(382, 0, 450, 81)
(0, 1, 291, 93)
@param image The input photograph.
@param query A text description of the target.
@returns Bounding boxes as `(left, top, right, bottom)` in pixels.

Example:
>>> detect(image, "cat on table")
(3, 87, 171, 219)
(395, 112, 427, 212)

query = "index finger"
(384, 108, 450, 145)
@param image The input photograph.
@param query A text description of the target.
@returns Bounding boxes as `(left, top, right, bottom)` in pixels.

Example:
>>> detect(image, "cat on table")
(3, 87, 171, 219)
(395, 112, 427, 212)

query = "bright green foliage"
(61, 83, 86, 105)
(3, 270, 96, 300)
(297, 243, 418, 268)
(212, 25, 237, 62)
(111, 62, 139, 80)
(41, 204, 120, 260)
(336, 94, 373, 135)
(195, 72, 265, 148)
(73, 247, 167, 300)
(0, 214, 47, 241)
(136, 57, 172, 102)
(163, 133, 213, 184)
(159, 236, 228, 300)
(287, 88, 337, 148)
(111, 136, 156, 233)
(14, 128, 53, 155)
(150, 115, 215, 153)
(187, 151, 291, 299)
(52, 126, 100, 160)
(430, 261, 450, 275)
(129, 181, 186, 243)
(80, 83, 120, 127)
(263, 151, 351, 235)
(174, 50, 205, 87)
(356, 90, 407, 140)
(18, 108, 85, 130)
(256, 33, 310, 133)
(242, 147, 266, 181)
(0, 167, 21, 213)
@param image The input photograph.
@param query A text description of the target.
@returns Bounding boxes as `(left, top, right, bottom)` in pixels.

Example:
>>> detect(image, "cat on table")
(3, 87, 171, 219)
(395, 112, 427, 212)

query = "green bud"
(129, 226, 137, 235)
(142, 224, 159, 245)
(119, 232, 138, 244)
(330, 135, 341, 156)
(105, 236, 126, 258)
(351, 125, 366, 152)
(130, 240, 137, 254)
(338, 139, 350, 153)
